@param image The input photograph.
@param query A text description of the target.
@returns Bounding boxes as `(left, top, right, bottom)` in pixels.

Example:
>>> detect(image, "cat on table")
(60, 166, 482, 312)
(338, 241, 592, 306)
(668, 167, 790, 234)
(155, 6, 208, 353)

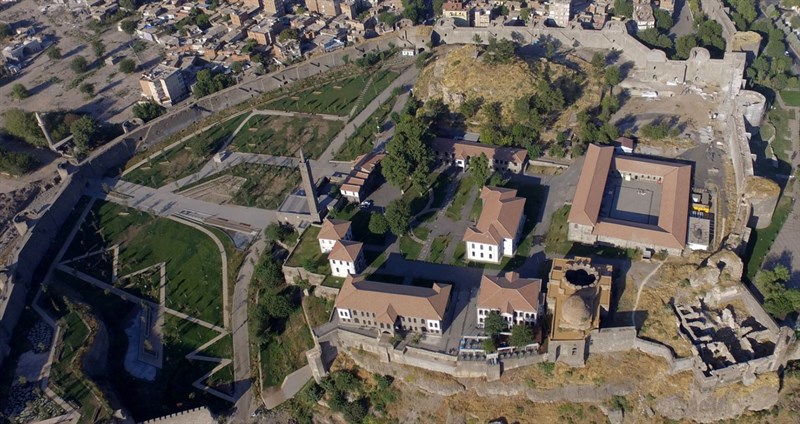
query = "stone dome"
(560, 294, 593, 330)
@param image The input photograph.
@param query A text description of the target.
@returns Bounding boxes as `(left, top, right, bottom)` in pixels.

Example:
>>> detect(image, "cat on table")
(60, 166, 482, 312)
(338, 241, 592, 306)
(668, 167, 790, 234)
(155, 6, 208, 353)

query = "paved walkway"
(262, 365, 313, 409)
(317, 65, 419, 163)
(231, 236, 269, 421)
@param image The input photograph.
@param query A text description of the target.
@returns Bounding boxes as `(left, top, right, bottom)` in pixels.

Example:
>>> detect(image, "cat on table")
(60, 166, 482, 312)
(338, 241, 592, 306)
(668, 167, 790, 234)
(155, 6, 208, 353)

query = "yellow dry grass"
(745, 176, 781, 198)
(636, 264, 697, 358)
(414, 45, 575, 125)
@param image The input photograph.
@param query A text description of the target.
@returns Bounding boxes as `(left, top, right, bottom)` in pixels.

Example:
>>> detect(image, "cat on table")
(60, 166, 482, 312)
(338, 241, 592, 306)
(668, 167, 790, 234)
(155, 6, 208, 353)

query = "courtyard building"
(335, 276, 452, 336)
(477, 272, 543, 328)
(568, 144, 692, 255)
(443, 1, 471, 26)
(431, 138, 529, 174)
(328, 240, 365, 277)
(463, 186, 525, 264)
(546, 257, 613, 365)
(318, 218, 353, 253)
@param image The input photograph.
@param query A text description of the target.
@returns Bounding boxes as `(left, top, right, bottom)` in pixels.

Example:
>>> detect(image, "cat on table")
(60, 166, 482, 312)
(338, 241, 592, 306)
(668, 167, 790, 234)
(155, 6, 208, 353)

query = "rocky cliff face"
(655, 377, 779, 423)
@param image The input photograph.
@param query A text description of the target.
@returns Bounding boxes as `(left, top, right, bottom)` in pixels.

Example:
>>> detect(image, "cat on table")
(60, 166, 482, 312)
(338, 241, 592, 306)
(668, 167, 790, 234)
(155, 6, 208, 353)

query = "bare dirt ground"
(0, 0, 163, 124)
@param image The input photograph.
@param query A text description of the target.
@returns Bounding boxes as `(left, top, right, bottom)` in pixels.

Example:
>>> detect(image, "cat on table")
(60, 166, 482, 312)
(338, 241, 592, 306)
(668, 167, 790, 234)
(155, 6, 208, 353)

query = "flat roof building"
(139, 65, 187, 106)
(568, 144, 692, 255)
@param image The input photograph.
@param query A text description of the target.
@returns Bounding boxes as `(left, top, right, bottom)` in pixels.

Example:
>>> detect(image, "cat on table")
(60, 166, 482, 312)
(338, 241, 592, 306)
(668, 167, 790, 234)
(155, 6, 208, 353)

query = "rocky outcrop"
(654, 378, 779, 423)
(346, 349, 466, 396)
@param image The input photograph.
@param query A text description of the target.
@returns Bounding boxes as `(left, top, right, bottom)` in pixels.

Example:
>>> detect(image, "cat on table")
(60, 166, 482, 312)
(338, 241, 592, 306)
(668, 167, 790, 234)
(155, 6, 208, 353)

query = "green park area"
(229, 114, 343, 159)
(285, 226, 328, 274)
(780, 90, 800, 107)
(263, 70, 398, 116)
(64, 200, 225, 326)
(746, 195, 794, 280)
(123, 113, 248, 188)
(333, 101, 393, 161)
(181, 163, 301, 210)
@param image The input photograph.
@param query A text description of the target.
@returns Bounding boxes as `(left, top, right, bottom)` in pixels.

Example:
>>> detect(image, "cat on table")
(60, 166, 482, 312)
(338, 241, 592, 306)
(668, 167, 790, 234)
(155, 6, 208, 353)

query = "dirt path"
(631, 260, 666, 327)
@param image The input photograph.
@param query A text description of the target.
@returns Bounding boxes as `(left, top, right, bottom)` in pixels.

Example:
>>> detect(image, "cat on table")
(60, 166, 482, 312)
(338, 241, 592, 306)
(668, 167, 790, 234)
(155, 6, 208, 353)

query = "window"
(480, 253, 484, 258)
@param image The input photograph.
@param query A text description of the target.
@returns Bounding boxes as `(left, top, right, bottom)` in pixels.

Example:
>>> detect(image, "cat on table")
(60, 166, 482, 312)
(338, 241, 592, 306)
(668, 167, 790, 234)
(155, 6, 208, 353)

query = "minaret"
(34, 112, 55, 151)
(299, 150, 321, 223)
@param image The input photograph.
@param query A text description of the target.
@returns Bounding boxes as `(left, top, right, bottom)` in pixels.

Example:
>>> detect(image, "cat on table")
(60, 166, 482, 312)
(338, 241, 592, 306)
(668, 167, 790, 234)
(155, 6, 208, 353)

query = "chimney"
(299, 150, 321, 223)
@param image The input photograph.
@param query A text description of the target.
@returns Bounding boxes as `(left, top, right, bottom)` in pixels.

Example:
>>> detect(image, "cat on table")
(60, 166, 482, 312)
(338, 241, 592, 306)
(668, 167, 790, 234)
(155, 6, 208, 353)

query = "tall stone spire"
(299, 150, 321, 223)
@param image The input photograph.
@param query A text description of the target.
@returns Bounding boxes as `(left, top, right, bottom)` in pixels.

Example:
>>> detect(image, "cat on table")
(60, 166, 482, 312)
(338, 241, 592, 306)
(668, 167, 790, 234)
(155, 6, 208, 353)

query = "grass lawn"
(446, 176, 475, 220)
(264, 74, 369, 116)
(321, 275, 345, 289)
(67, 251, 114, 283)
(230, 114, 343, 159)
(399, 235, 423, 260)
(44, 294, 112, 423)
(780, 90, 800, 107)
(65, 201, 225, 326)
(123, 113, 248, 188)
(351, 69, 400, 117)
(451, 242, 466, 265)
(767, 105, 795, 166)
(333, 102, 392, 161)
(285, 226, 328, 274)
(181, 163, 301, 210)
(261, 305, 314, 387)
(305, 295, 334, 328)
(745, 195, 793, 281)
(470, 197, 483, 222)
(413, 226, 430, 241)
(205, 363, 234, 394)
(200, 333, 233, 359)
(54, 273, 228, 420)
(545, 205, 573, 255)
(428, 236, 450, 264)
(117, 267, 161, 303)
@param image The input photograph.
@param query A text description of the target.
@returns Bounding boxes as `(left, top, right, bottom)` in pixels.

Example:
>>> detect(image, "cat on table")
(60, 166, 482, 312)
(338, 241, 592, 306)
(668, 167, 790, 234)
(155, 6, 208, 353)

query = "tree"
(278, 28, 300, 42)
(195, 13, 211, 30)
(382, 111, 433, 187)
(756, 265, 800, 319)
(482, 338, 497, 353)
(792, 16, 800, 30)
(231, 61, 244, 74)
(385, 198, 411, 236)
(674, 34, 698, 60)
(79, 83, 95, 97)
(132, 101, 166, 122)
(47, 46, 62, 60)
(697, 19, 726, 55)
(368, 213, 389, 235)
(470, 153, 490, 186)
(70, 115, 99, 153)
(264, 223, 293, 242)
(70, 55, 88, 74)
(613, 0, 633, 18)
(519, 8, 531, 22)
(637, 28, 673, 50)
(483, 37, 516, 65)
(120, 20, 137, 35)
(378, 12, 400, 27)
(605, 66, 621, 87)
(402, 0, 426, 24)
(10, 84, 29, 100)
(590, 52, 606, 75)
(3, 109, 46, 146)
(91, 39, 105, 58)
(459, 96, 484, 118)
(509, 323, 534, 347)
(484, 312, 505, 336)
(119, 0, 138, 10)
(0, 23, 10, 38)
(0, 147, 37, 175)
(261, 293, 293, 319)
(653, 8, 673, 31)
(473, 33, 483, 44)
(119, 58, 137, 73)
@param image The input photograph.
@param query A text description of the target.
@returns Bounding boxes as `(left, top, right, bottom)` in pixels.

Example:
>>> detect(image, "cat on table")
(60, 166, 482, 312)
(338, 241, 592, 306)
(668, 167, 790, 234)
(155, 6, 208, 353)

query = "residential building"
(273, 38, 302, 62)
(477, 272, 543, 328)
(443, 1, 471, 26)
(430, 138, 528, 174)
(306, 0, 341, 17)
(318, 218, 353, 253)
(248, 22, 274, 45)
(263, 0, 286, 16)
(328, 240, 365, 277)
(614, 137, 635, 154)
(340, 153, 385, 202)
(335, 275, 452, 335)
(546, 257, 613, 366)
(463, 186, 525, 264)
(139, 65, 187, 106)
(633, 0, 655, 31)
(567, 144, 692, 255)
(548, 0, 571, 27)
(473, 8, 491, 27)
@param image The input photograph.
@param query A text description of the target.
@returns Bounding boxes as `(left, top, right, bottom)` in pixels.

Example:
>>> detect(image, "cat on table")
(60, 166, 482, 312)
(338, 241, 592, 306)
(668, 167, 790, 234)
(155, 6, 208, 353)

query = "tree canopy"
(613, 0, 633, 18)
(70, 55, 88, 74)
(369, 213, 389, 235)
(132, 101, 166, 122)
(757, 265, 800, 319)
(482, 37, 516, 65)
(119, 58, 137, 73)
(70, 115, 99, 155)
(120, 20, 136, 35)
(193, 69, 235, 98)
(385, 198, 411, 236)
(470, 153, 490, 186)
(402, 0, 427, 24)
(381, 103, 433, 188)
(10, 84, 29, 100)
(509, 323, 534, 347)
(484, 312, 506, 336)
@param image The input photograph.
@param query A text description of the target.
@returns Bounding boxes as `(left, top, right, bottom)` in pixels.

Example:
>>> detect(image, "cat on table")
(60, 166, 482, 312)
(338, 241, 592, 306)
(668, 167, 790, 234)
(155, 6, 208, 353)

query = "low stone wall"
(314, 285, 340, 299)
(282, 266, 326, 285)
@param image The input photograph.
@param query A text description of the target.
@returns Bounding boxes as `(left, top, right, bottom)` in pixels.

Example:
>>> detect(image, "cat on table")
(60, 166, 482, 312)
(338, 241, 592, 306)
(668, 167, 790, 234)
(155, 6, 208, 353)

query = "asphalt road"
(669, 0, 695, 38)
